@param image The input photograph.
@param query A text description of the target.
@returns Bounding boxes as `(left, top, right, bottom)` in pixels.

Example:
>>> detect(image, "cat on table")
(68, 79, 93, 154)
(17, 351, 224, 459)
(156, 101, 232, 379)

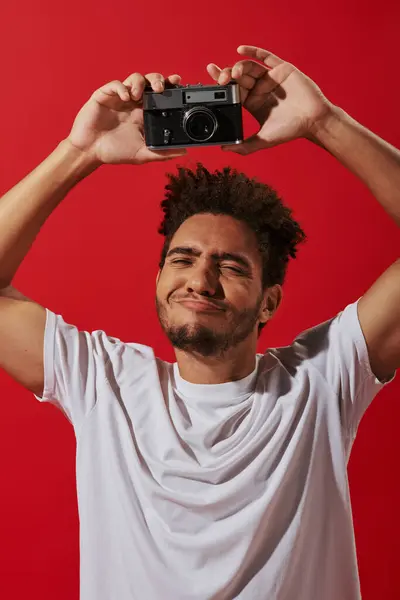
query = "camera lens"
(183, 107, 218, 142)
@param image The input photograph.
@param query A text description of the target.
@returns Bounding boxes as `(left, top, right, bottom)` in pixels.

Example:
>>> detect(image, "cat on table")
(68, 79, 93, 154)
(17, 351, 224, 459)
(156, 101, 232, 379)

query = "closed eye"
(171, 259, 243, 273)
(172, 259, 191, 264)
(222, 266, 244, 273)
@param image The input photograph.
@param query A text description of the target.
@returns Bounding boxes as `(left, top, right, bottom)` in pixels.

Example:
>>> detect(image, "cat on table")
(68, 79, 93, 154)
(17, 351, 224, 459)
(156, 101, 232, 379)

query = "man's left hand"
(207, 45, 334, 155)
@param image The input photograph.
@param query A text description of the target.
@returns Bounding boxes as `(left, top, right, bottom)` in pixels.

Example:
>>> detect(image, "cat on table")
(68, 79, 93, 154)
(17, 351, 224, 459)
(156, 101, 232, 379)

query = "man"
(0, 44, 398, 599)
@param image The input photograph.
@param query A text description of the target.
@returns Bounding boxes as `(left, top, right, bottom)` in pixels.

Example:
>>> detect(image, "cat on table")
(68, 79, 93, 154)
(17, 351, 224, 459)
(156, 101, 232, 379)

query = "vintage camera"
(143, 81, 243, 149)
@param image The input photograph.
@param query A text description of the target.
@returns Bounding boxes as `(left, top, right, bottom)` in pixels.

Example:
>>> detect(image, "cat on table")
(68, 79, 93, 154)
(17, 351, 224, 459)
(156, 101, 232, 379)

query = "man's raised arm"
(0, 70, 186, 396)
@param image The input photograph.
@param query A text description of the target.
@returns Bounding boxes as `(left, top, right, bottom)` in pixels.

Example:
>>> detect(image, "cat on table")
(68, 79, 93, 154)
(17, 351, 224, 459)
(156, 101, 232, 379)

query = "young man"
(0, 45, 398, 599)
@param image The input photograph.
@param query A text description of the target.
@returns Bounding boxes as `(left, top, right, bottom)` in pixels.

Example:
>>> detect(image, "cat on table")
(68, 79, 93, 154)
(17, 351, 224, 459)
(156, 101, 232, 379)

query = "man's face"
(155, 213, 272, 357)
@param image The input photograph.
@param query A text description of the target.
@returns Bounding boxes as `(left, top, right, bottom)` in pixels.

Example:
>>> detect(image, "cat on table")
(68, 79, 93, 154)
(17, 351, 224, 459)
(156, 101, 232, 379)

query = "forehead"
(170, 213, 260, 256)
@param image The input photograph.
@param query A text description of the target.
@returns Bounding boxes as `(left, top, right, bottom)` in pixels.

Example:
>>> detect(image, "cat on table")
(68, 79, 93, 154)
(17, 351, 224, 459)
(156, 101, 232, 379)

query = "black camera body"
(143, 81, 243, 149)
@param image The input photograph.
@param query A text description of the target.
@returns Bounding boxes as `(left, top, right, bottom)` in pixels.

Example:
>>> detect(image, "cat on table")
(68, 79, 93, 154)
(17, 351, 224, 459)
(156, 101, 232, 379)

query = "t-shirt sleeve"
(34, 308, 119, 436)
(291, 298, 396, 440)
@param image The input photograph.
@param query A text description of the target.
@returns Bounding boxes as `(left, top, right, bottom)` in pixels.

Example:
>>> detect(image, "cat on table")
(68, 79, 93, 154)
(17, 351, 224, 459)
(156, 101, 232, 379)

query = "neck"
(174, 339, 258, 384)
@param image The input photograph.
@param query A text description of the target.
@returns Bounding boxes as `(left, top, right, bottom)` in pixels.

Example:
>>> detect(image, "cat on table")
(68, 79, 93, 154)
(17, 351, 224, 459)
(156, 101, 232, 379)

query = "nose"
(185, 263, 219, 297)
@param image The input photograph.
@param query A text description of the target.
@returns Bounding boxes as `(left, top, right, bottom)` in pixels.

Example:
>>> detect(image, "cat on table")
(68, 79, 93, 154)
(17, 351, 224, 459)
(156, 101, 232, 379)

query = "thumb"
(222, 134, 266, 156)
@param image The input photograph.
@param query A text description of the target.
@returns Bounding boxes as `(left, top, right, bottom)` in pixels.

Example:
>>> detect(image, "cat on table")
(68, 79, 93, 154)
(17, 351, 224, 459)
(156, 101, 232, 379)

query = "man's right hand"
(66, 72, 187, 166)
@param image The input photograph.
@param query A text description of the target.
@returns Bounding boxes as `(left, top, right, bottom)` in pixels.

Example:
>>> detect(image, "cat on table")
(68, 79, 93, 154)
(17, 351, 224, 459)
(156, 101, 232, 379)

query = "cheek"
(227, 282, 252, 301)
(230, 287, 262, 313)
(156, 274, 178, 303)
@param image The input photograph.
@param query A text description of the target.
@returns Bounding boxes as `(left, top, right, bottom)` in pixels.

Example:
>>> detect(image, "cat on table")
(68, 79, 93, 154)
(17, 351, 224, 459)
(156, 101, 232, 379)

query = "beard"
(155, 294, 263, 357)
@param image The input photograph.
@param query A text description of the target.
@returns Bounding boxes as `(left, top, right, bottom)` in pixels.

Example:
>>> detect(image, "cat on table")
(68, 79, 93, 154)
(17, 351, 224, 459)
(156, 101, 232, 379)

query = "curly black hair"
(158, 163, 307, 334)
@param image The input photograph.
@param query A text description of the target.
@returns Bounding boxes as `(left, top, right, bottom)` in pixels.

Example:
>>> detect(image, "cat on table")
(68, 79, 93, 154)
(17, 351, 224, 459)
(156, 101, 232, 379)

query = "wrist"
(307, 104, 346, 148)
(60, 138, 103, 177)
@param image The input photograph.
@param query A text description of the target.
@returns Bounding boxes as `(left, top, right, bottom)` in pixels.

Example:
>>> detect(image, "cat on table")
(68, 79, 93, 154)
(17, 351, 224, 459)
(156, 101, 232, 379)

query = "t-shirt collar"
(173, 354, 261, 400)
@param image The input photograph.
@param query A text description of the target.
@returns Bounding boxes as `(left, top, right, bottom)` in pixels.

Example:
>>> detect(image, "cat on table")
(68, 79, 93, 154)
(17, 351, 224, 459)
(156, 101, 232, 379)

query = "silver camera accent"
(143, 83, 240, 111)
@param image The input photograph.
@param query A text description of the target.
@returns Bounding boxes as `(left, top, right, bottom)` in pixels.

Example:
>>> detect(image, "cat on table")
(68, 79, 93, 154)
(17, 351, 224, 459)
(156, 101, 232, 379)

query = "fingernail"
(154, 81, 163, 91)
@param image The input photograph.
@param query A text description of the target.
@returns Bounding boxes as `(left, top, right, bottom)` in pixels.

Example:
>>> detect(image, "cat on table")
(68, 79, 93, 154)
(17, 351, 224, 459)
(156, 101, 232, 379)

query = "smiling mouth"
(177, 299, 224, 312)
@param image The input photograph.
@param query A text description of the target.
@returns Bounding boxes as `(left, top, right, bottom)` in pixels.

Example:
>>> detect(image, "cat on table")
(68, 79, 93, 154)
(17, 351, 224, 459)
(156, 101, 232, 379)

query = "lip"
(177, 299, 224, 312)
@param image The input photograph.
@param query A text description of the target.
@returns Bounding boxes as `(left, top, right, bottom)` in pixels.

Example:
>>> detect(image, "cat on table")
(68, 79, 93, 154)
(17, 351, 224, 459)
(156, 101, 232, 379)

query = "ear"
(259, 285, 283, 324)
(156, 270, 161, 286)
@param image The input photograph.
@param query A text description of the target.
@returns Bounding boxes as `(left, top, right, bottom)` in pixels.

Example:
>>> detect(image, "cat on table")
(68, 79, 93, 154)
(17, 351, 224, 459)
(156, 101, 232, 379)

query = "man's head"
(155, 163, 306, 358)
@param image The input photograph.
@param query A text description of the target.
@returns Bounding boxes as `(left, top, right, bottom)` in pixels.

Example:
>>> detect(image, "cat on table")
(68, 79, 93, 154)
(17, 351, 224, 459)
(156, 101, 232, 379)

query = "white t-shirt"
(35, 299, 395, 600)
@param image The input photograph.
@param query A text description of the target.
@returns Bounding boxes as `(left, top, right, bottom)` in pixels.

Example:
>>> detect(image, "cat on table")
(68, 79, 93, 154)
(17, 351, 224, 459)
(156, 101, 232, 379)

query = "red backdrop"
(0, 1, 399, 598)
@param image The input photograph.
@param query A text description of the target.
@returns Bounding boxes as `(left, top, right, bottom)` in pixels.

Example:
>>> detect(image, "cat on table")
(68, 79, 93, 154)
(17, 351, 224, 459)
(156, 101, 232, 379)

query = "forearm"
(0, 139, 100, 288)
(309, 105, 400, 226)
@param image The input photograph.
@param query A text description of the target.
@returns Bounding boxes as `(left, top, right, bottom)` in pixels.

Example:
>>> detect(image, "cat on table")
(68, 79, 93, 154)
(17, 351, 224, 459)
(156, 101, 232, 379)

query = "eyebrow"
(166, 246, 252, 270)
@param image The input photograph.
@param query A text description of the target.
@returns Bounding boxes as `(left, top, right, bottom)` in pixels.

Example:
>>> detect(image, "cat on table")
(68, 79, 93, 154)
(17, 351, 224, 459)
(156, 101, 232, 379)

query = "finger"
(122, 72, 170, 102)
(230, 61, 262, 90)
(165, 74, 182, 86)
(222, 133, 266, 156)
(232, 62, 280, 105)
(232, 59, 268, 82)
(206, 64, 232, 85)
(122, 72, 147, 101)
(237, 45, 285, 69)
(218, 67, 233, 85)
(232, 59, 288, 99)
(93, 80, 131, 103)
(144, 72, 166, 92)
(206, 63, 222, 83)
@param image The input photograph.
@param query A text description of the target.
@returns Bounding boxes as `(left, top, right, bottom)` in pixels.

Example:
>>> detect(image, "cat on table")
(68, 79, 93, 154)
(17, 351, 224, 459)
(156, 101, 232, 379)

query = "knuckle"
(125, 72, 144, 83)
(146, 72, 165, 81)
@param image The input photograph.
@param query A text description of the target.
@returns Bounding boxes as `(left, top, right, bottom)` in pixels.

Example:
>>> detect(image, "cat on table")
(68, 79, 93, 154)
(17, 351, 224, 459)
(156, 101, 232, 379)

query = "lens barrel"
(183, 107, 218, 142)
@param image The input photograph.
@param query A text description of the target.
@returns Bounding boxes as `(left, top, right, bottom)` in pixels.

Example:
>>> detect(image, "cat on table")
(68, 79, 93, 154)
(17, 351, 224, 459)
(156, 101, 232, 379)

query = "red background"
(0, 1, 399, 598)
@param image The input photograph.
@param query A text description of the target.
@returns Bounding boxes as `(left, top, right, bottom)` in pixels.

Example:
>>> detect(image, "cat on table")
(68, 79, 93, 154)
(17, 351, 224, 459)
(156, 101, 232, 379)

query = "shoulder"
(258, 302, 356, 383)
(49, 309, 163, 372)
